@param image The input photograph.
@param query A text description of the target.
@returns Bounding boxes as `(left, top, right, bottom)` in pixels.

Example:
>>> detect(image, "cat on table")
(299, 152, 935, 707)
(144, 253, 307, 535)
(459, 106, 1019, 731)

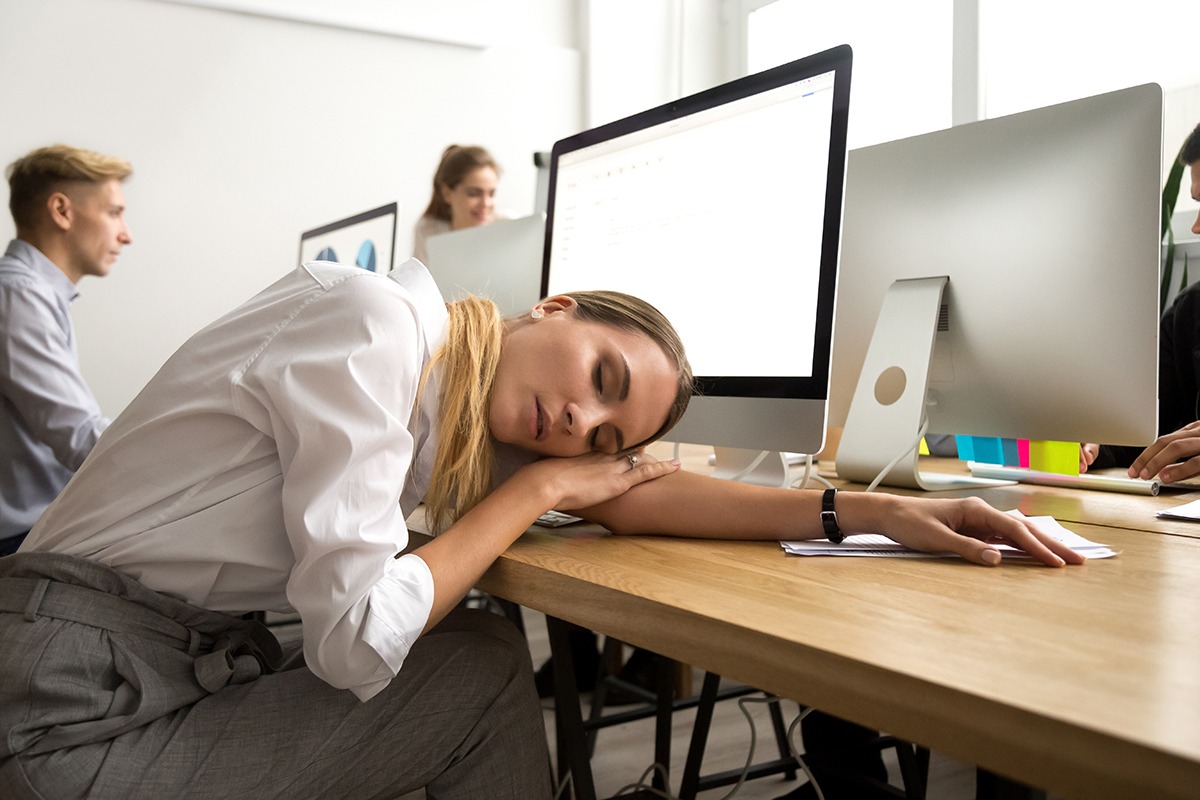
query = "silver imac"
(423, 214, 546, 317)
(542, 45, 853, 485)
(830, 83, 1163, 490)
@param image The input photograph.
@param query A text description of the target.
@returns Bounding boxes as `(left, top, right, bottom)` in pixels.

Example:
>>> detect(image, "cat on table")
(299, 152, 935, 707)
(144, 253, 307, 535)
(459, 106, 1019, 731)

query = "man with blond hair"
(0, 144, 133, 555)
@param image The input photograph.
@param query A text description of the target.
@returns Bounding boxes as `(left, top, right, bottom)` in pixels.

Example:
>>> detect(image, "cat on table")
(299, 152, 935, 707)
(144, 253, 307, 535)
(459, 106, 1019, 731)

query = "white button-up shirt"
(25, 258, 446, 702)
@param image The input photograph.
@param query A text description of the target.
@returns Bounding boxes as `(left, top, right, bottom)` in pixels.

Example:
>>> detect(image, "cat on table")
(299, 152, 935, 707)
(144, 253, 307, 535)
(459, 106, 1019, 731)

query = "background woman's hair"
(420, 144, 501, 223)
(421, 290, 694, 534)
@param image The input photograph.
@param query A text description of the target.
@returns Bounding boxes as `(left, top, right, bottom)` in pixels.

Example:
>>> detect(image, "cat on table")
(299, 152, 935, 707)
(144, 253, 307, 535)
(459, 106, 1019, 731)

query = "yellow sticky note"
(919, 437, 930, 456)
(1028, 440, 1079, 476)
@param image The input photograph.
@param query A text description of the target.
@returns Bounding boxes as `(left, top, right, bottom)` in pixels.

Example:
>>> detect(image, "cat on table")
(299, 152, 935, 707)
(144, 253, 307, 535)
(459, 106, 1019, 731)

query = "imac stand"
(836, 277, 1009, 490)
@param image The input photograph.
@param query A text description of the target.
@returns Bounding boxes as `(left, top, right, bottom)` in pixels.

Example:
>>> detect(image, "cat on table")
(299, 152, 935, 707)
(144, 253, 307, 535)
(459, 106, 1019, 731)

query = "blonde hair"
(421, 296, 504, 534)
(7, 144, 132, 232)
(421, 290, 694, 534)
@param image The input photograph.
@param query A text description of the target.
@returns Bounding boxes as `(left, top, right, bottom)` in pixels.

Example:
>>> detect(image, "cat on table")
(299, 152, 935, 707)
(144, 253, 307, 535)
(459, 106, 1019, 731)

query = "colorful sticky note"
(1028, 440, 1079, 476)
(955, 436, 1005, 464)
(1001, 438, 1021, 467)
(955, 435, 975, 462)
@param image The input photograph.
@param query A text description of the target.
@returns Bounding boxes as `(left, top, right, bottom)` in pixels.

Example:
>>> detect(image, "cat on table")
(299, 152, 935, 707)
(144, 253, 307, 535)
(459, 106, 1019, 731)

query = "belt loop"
(23, 578, 50, 622)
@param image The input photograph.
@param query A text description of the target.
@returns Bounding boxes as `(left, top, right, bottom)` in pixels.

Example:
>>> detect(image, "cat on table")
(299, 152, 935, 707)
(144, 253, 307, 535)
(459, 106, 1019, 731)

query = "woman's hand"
(851, 494, 1087, 567)
(1128, 421, 1200, 483)
(515, 449, 680, 513)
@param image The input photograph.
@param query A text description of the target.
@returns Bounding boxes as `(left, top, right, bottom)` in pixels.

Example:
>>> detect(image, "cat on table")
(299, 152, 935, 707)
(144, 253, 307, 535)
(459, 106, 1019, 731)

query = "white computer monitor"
(542, 45, 853, 484)
(299, 202, 397, 273)
(830, 83, 1163, 490)
(423, 214, 546, 317)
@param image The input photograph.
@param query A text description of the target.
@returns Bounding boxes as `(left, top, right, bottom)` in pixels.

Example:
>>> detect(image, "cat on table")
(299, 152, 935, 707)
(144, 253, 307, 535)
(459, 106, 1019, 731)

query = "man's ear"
(46, 192, 72, 232)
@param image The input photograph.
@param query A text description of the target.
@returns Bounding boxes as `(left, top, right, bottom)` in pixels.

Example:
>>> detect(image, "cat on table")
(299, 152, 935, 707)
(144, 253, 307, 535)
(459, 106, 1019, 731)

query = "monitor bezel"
(541, 45, 852, 402)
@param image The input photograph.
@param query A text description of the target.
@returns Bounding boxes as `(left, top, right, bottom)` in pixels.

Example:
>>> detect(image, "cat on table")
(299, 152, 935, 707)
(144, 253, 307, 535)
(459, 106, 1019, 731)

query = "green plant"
(1161, 140, 1190, 310)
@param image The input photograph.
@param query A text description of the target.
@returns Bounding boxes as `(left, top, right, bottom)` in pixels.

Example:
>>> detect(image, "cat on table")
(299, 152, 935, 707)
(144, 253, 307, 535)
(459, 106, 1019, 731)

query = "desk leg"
(976, 768, 1047, 800)
(652, 654, 674, 793)
(548, 615, 598, 800)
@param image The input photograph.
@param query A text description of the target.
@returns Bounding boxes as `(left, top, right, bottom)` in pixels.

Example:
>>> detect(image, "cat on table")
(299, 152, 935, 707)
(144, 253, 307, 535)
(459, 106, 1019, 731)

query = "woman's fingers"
(951, 498, 1083, 566)
(538, 450, 678, 512)
(886, 496, 1084, 567)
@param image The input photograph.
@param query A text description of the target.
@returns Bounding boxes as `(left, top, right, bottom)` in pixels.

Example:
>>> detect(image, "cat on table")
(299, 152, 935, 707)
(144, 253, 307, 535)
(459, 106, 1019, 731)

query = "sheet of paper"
(780, 510, 1117, 559)
(1156, 497, 1200, 521)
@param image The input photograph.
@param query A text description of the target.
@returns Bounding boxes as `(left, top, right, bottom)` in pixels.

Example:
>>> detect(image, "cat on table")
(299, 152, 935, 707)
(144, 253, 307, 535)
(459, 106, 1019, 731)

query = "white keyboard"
(968, 463, 1166, 496)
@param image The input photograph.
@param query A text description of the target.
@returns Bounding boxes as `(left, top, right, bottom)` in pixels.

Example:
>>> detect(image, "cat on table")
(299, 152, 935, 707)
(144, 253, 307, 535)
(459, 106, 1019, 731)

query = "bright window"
(980, 0, 1200, 118)
(746, 0, 953, 148)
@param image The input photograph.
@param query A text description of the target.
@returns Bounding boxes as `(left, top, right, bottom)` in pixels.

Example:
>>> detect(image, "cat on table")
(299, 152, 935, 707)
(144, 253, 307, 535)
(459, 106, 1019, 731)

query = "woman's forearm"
(577, 469, 901, 540)
(413, 473, 553, 631)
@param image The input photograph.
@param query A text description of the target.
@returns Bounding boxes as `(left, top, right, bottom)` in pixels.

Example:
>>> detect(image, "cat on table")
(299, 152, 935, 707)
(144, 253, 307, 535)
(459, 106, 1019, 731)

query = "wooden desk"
(471, 453, 1200, 800)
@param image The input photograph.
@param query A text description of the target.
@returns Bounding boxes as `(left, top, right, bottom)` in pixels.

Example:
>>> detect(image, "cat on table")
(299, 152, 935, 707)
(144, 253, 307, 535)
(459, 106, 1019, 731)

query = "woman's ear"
(534, 295, 577, 317)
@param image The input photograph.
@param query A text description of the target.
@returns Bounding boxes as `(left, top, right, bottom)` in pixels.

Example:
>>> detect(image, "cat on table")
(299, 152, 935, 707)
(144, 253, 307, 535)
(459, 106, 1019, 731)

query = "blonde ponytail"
(420, 296, 504, 534)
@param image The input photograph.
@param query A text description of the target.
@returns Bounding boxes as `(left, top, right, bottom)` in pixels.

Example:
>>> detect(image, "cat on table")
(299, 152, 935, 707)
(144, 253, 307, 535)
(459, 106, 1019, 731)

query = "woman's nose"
(564, 401, 599, 435)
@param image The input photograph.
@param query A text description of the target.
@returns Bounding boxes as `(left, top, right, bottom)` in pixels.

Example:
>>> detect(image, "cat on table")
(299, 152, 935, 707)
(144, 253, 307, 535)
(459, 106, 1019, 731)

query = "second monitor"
(831, 83, 1163, 490)
(423, 214, 546, 317)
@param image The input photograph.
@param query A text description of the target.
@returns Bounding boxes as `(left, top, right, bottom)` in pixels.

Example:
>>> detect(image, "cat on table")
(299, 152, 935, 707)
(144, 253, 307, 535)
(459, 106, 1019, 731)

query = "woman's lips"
(535, 399, 545, 441)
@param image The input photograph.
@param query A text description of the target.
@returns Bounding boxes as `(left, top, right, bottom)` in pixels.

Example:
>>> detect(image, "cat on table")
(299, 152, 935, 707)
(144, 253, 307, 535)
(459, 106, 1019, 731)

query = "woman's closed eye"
(589, 424, 620, 454)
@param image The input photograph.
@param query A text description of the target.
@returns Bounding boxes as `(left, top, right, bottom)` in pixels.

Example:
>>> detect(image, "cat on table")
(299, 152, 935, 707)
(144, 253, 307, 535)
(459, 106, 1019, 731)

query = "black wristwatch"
(821, 488, 844, 543)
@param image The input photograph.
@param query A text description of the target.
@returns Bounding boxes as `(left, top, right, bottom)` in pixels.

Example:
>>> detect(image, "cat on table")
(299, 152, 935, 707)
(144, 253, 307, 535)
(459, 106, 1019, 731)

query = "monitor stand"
(836, 276, 1010, 491)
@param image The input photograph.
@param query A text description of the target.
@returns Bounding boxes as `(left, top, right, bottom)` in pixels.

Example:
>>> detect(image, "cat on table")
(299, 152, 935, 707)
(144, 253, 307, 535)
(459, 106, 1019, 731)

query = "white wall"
(5, 0, 1197, 416)
(0, 0, 582, 414)
(582, 0, 731, 128)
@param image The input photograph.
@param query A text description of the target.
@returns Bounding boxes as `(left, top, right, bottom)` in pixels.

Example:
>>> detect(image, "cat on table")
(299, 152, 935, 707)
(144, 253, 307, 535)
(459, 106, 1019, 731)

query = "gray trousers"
(0, 552, 551, 799)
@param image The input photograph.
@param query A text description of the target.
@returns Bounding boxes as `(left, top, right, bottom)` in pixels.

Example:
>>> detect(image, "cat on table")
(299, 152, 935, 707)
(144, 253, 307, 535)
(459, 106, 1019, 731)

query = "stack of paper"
(781, 512, 1117, 559)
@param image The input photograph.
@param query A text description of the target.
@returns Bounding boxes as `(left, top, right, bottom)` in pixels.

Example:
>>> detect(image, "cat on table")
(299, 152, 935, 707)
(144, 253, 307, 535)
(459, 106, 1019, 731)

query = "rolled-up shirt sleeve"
(235, 273, 436, 701)
(0, 275, 108, 470)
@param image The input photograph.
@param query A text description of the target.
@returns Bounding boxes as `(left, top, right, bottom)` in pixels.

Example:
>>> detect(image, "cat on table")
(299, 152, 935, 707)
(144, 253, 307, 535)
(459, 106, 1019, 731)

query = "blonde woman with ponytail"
(0, 256, 690, 800)
(1, 254, 1084, 800)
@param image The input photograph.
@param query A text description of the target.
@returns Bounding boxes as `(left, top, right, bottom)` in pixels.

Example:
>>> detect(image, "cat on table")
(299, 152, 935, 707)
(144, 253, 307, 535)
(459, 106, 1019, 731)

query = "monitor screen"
(299, 203, 398, 274)
(830, 83, 1162, 488)
(542, 45, 852, 462)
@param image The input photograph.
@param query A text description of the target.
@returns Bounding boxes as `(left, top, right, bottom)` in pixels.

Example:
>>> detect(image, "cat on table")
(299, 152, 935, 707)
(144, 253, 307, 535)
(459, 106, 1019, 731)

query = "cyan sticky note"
(1001, 438, 1021, 467)
(955, 435, 975, 462)
(1028, 440, 1079, 475)
(955, 436, 1005, 464)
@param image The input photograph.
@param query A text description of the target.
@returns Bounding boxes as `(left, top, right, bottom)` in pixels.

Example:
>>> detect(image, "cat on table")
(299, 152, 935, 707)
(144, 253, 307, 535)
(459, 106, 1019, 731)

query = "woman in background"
(412, 144, 504, 264)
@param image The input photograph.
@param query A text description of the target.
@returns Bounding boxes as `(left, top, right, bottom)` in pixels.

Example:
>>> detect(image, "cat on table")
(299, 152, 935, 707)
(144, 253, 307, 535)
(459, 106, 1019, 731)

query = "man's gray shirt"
(0, 239, 108, 538)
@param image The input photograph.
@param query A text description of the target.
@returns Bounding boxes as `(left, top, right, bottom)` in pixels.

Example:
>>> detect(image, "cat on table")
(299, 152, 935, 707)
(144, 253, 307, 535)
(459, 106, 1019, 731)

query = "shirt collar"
(5, 239, 79, 303)
(388, 257, 448, 356)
